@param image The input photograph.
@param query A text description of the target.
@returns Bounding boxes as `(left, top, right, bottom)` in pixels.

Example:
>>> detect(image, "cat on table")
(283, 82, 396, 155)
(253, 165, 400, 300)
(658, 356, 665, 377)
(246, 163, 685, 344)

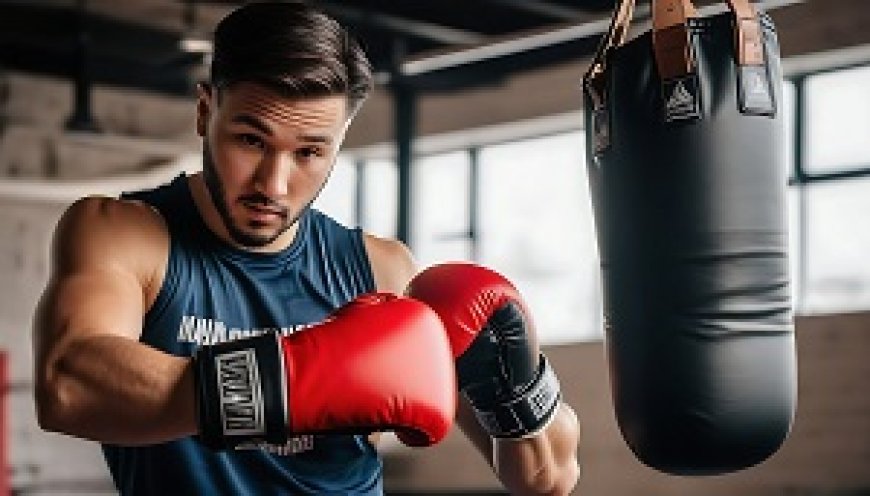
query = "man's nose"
(254, 152, 294, 197)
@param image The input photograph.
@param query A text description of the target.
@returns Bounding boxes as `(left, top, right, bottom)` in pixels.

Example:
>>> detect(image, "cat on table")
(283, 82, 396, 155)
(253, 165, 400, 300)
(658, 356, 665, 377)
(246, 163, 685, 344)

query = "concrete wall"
(0, 72, 195, 181)
(0, 73, 199, 494)
(383, 312, 870, 495)
(0, 194, 113, 494)
(0, 168, 195, 494)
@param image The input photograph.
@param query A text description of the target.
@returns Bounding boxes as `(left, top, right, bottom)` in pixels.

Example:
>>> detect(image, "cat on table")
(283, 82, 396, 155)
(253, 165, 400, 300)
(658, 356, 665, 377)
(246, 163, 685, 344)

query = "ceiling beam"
(484, 0, 591, 22)
(315, 1, 487, 46)
(399, 0, 803, 77)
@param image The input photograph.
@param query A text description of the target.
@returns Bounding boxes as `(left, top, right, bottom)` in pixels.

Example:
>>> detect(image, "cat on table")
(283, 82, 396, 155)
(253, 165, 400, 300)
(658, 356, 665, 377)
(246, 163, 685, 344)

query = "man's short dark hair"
(210, 1, 373, 116)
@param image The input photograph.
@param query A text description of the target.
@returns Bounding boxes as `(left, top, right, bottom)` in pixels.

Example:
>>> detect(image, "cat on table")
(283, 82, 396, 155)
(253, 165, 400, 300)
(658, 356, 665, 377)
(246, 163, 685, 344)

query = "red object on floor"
(0, 350, 7, 496)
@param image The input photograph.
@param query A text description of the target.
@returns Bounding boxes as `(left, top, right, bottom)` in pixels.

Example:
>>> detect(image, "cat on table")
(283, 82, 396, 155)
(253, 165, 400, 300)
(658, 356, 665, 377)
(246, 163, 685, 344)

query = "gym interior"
(0, 0, 869, 494)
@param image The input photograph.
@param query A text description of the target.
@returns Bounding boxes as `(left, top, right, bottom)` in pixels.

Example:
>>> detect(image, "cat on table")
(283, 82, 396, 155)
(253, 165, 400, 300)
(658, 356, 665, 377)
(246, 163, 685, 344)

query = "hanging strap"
(731, 0, 765, 66)
(583, 0, 763, 104)
(654, 0, 763, 80)
(583, 0, 636, 108)
(652, 0, 699, 80)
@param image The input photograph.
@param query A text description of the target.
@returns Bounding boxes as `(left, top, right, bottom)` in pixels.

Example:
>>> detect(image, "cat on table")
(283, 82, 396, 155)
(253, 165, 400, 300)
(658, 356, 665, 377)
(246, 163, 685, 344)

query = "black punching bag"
(582, 0, 796, 475)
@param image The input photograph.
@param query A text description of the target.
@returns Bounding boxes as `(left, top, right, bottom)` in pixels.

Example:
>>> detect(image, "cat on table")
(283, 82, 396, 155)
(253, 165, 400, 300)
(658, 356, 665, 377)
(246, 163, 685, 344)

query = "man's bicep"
(34, 266, 147, 387)
(39, 268, 145, 342)
(35, 197, 152, 352)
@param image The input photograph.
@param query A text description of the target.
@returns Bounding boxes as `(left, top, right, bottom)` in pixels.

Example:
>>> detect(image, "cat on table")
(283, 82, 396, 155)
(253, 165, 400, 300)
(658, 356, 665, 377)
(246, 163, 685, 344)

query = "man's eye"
(237, 133, 265, 149)
(296, 147, 325, 159)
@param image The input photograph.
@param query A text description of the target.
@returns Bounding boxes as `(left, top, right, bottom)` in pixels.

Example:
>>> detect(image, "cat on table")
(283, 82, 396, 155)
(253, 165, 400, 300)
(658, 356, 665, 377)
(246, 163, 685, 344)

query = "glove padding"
(194, 292, 457, 450)
(407, 263, 561, 438)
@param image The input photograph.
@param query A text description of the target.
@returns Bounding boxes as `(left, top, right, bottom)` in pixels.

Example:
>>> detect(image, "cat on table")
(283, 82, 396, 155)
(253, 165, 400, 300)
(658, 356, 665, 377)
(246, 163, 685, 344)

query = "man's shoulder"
(60, 195, 165, 238)
(361, 234, 412, 261)
(53, 195, 169, 273)
(361, 233, 417, 293)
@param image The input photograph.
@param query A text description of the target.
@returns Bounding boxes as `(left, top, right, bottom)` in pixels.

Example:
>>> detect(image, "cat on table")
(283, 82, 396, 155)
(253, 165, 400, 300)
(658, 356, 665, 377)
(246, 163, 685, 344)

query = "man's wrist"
(466, 354, 562, 439)
(193, 332, 288, 450)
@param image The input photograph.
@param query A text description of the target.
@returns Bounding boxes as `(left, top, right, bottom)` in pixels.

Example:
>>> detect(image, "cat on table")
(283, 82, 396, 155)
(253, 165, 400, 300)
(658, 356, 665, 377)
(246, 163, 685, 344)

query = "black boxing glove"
(406, 263, 561, 438)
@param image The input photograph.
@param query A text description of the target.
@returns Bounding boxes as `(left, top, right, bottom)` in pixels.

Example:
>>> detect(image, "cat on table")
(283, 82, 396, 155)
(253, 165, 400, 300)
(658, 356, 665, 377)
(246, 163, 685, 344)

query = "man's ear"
(196, 83, 212, 137)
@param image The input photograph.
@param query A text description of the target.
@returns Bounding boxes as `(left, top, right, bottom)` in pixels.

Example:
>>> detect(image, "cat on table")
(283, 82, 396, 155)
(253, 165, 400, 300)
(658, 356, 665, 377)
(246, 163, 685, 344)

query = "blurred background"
(0, 0, 868, 494)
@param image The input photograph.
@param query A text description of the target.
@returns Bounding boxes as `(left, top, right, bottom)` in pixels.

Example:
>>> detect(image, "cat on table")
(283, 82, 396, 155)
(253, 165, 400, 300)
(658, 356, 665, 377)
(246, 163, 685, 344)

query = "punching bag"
(582, 0, 796, 475)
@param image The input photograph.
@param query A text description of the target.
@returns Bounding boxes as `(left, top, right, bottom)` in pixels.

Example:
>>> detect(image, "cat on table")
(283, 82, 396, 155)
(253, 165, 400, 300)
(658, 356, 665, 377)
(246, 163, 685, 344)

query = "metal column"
(390, 40, 417, 246)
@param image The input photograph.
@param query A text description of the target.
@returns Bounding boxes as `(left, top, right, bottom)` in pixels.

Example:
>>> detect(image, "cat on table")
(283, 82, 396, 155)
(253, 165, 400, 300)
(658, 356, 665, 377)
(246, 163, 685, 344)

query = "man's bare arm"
(455, 389, 579, 495)
(34, 196, 197, 445)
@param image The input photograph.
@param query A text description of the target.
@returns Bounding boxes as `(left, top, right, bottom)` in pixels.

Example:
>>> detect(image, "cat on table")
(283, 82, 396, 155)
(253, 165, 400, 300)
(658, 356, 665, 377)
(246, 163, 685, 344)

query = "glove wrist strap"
(468, 354, 562, 439)
(194, 332, 288, 450)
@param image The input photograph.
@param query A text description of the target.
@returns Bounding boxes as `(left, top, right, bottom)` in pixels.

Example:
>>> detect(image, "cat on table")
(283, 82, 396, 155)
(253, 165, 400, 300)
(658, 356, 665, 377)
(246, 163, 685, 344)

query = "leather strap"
(583, 0, 636, 107)
(584, 0, 763, 102)
(653, 0, 762, 80)
(732, 1, 765, 66)
(652, 0, 699, 80)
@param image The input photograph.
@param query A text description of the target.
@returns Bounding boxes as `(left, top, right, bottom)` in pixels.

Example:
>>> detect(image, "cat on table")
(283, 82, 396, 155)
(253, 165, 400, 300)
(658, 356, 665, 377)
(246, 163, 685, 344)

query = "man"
(33, 2, 579, 494)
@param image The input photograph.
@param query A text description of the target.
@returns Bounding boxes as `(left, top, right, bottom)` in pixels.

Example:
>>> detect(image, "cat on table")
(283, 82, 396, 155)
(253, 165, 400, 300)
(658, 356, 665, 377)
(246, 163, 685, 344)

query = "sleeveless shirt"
(103, 174, 383, 495)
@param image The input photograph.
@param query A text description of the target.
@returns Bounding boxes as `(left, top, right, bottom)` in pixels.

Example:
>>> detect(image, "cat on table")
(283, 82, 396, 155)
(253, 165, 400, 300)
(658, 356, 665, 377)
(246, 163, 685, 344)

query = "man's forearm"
(493, 403, 580, 496)
(36, 333, 197, 445)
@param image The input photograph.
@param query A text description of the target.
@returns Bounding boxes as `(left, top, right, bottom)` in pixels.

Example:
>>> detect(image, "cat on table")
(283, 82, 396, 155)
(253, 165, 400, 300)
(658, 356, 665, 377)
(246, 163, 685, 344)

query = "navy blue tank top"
(103, 175, 383, 495)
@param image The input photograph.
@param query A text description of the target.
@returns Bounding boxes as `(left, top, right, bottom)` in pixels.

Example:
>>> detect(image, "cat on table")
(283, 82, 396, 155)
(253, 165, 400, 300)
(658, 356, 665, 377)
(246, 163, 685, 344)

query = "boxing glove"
(193, 293, 456, 450)
(406, 263, 561, 439)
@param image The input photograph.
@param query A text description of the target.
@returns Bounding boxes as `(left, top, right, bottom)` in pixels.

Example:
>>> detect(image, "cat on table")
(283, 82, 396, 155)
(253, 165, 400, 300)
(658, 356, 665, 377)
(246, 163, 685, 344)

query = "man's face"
(197, 82, 349, 248)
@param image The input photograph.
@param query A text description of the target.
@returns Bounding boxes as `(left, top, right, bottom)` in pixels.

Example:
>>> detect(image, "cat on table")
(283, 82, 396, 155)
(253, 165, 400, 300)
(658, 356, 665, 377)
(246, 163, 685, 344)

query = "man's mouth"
(242, 201, 287, 222)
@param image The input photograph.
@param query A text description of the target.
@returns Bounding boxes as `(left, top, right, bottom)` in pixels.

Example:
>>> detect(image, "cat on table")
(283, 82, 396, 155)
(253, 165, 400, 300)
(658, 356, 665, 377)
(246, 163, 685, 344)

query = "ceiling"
(0, 0, 625, 96)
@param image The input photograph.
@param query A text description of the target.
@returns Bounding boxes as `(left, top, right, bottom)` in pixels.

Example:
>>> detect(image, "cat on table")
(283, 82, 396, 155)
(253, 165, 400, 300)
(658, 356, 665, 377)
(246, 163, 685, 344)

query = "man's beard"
(201, 142, 314, 249)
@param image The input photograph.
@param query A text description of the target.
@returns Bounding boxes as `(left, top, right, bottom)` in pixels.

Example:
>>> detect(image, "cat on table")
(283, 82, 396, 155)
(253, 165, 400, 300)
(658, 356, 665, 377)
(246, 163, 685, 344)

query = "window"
(312, 155, 355, 227)
(360, 159, 398, 238)
(782, 80, 796, 176)
(477, 131, 602, 343)
(782, 79, 802, 310)
(413, 151, 472, 267)
(805, 65, 870, 174)
(791, 63, 870, 314)
(801, 177, 870, 313)
(787, 187, 802, 311)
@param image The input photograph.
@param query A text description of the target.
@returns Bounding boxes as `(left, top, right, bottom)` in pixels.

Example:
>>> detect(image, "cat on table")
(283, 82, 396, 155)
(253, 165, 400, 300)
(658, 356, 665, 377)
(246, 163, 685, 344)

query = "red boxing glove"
(407, 263, 562, 439)
(194, 293, 456, 449)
